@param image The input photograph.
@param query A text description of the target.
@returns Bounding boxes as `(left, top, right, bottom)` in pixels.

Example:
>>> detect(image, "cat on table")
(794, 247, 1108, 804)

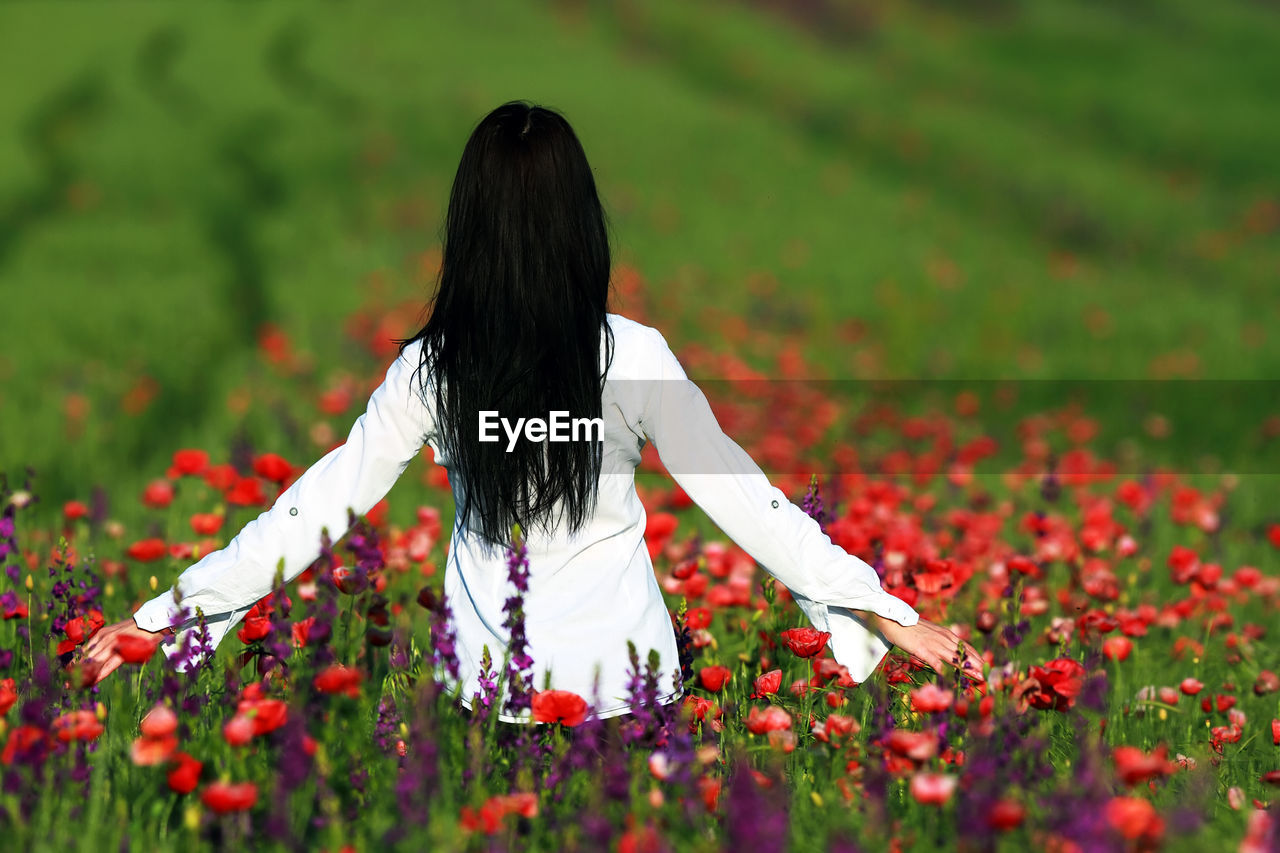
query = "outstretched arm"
(85, 338, 435, 678)
(635, 327, 981, 682)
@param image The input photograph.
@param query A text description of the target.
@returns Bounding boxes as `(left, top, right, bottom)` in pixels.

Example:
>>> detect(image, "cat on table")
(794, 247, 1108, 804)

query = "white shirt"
(134, 313, 919, 720)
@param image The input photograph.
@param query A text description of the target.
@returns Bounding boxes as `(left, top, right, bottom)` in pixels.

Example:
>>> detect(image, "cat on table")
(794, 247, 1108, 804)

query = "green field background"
(1, 0, 1278, 512)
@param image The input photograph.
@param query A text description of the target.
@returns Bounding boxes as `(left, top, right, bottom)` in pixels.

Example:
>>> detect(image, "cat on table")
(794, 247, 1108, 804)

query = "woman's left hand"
(80, 617, 166, 686)
(869, 613, 986, 682)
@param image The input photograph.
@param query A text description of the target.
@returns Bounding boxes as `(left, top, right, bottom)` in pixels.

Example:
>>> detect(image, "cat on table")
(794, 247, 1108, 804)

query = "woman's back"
(438, 313, 683, 719)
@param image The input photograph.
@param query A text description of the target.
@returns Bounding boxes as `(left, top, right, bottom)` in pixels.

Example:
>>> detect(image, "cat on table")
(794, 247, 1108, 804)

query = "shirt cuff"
(132, 591, 192, 633)
(792, 593, 908, 683)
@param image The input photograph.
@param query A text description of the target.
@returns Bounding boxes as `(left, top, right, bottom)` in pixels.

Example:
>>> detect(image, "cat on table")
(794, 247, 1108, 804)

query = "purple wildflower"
(801, 473, 827, 532)
(88, 484, 109, 532)
(724, 757, 789, 853)
(260, 572, 295, 680)
(340, 508, 383, 595)
(500, 528, 533, 719)
(373, 693, 402, 755)
(385, 675, 440, 845)
(428, 587, 460, 682)
(264, 705, 314, 845)
(302, 527, 342, 670)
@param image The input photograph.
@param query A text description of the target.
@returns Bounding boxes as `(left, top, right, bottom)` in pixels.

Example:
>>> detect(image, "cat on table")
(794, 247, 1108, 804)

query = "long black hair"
(394, 100, 615, 548)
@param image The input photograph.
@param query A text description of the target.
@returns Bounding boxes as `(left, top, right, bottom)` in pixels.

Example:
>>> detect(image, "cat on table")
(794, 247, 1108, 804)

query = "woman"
(83, 101, 983, 721)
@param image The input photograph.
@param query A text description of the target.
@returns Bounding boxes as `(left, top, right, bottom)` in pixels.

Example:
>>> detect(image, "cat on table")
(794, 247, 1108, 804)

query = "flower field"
(3, 2, 1280, 850)
(2, 287, 1279, 853)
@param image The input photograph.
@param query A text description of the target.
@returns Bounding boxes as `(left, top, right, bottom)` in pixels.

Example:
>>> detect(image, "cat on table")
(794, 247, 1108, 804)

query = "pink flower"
(745, 705, 792, 735)
(910, 683, 954, 713)
(909, 772, 956, 805)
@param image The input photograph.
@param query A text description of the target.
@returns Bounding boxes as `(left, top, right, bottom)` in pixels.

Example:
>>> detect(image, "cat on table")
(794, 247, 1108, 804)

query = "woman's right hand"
(869, 613, 986, 682)
(80, 617, 167, 686)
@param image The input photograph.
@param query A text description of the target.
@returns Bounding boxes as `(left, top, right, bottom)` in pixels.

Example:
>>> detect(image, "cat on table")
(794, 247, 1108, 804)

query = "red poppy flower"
(142, 479, 174, 509)
(812, 658, 856, 688)
(203, 463, 237, 490)
(1020, 657, 1087, 711)
(258, 323, 292, 365)
(318, 386, 351, 416)
(986, 798, 1026, 830)
(697, 665, 732, 693)
(1167, 545, 1200, 584)
(751, 669, 782, 698)
(1210, 723, 1243, 751)
(682, 695, 722, 727)
(672, 557, 700, 581)
(914, 558, 958, 595)
(167, 752, 203, 794)
(0, 678, 16, 715)
(1007, 555, 1042, 579)
(885, 729, 939, 762)
(685, 607, 712, 630)
(57, 610, 105, 655)
(779, 627, 831, 658)
(201, 781, 258, 814)
(237, 697, 288, 736)
(1254, 670, 1280, 696)
(531, 690, 588, 727)
(140, 704, 178, 739)
(236, 609, 271, 644)
(768, 729, 797, 753)
(225, 476, 266, 507)
(1, 725, 48, 765)
(115, 633, 160, 664)
(63, 500, 89, 522)
(699, 777, 721, 812)
(910, 772, 957, 805)
(811, 713, 859, 744)
(253, 453, 293, 483)
(190, 513, 224, 536)
(1180, 678, 1204, 695)
(1103, 636, 1133, 661)
(131, 734, 178, 766)
(366, 498, 389, 528)
(292, 617, 315, 648)
(333, 566, 368, 595)
(745, 705, 792, 735)
(53, 710, 104, 742)
(501, 792, 538, 818)
(910, 684, 955, 713)
(1113, 744, 1175, 786)
(314, 664, 362, 698)
(459, 802, 503, 835)
(460, 792, 539, 835)
(126, 539, 167, 562)
(222, 714, 256, 747)
(1201, 694, 1236, 714)
(1106, 796, 1164, 841)
(644, 512, 679, 559)
(172, 449, 209, 477)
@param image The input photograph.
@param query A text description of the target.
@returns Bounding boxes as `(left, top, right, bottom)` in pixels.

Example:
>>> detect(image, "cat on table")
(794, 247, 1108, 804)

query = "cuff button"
(289, 507, 298, 516)
(771, 500, 779, 508)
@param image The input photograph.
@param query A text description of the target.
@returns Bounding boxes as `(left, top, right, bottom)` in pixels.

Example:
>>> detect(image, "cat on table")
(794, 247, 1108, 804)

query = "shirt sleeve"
(133, 338, 435, 667)
(635, 327, 918, 682)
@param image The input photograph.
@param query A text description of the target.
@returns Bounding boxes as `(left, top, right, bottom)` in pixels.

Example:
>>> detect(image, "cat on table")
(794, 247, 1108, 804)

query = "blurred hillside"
(1, 0, 1277, 502)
